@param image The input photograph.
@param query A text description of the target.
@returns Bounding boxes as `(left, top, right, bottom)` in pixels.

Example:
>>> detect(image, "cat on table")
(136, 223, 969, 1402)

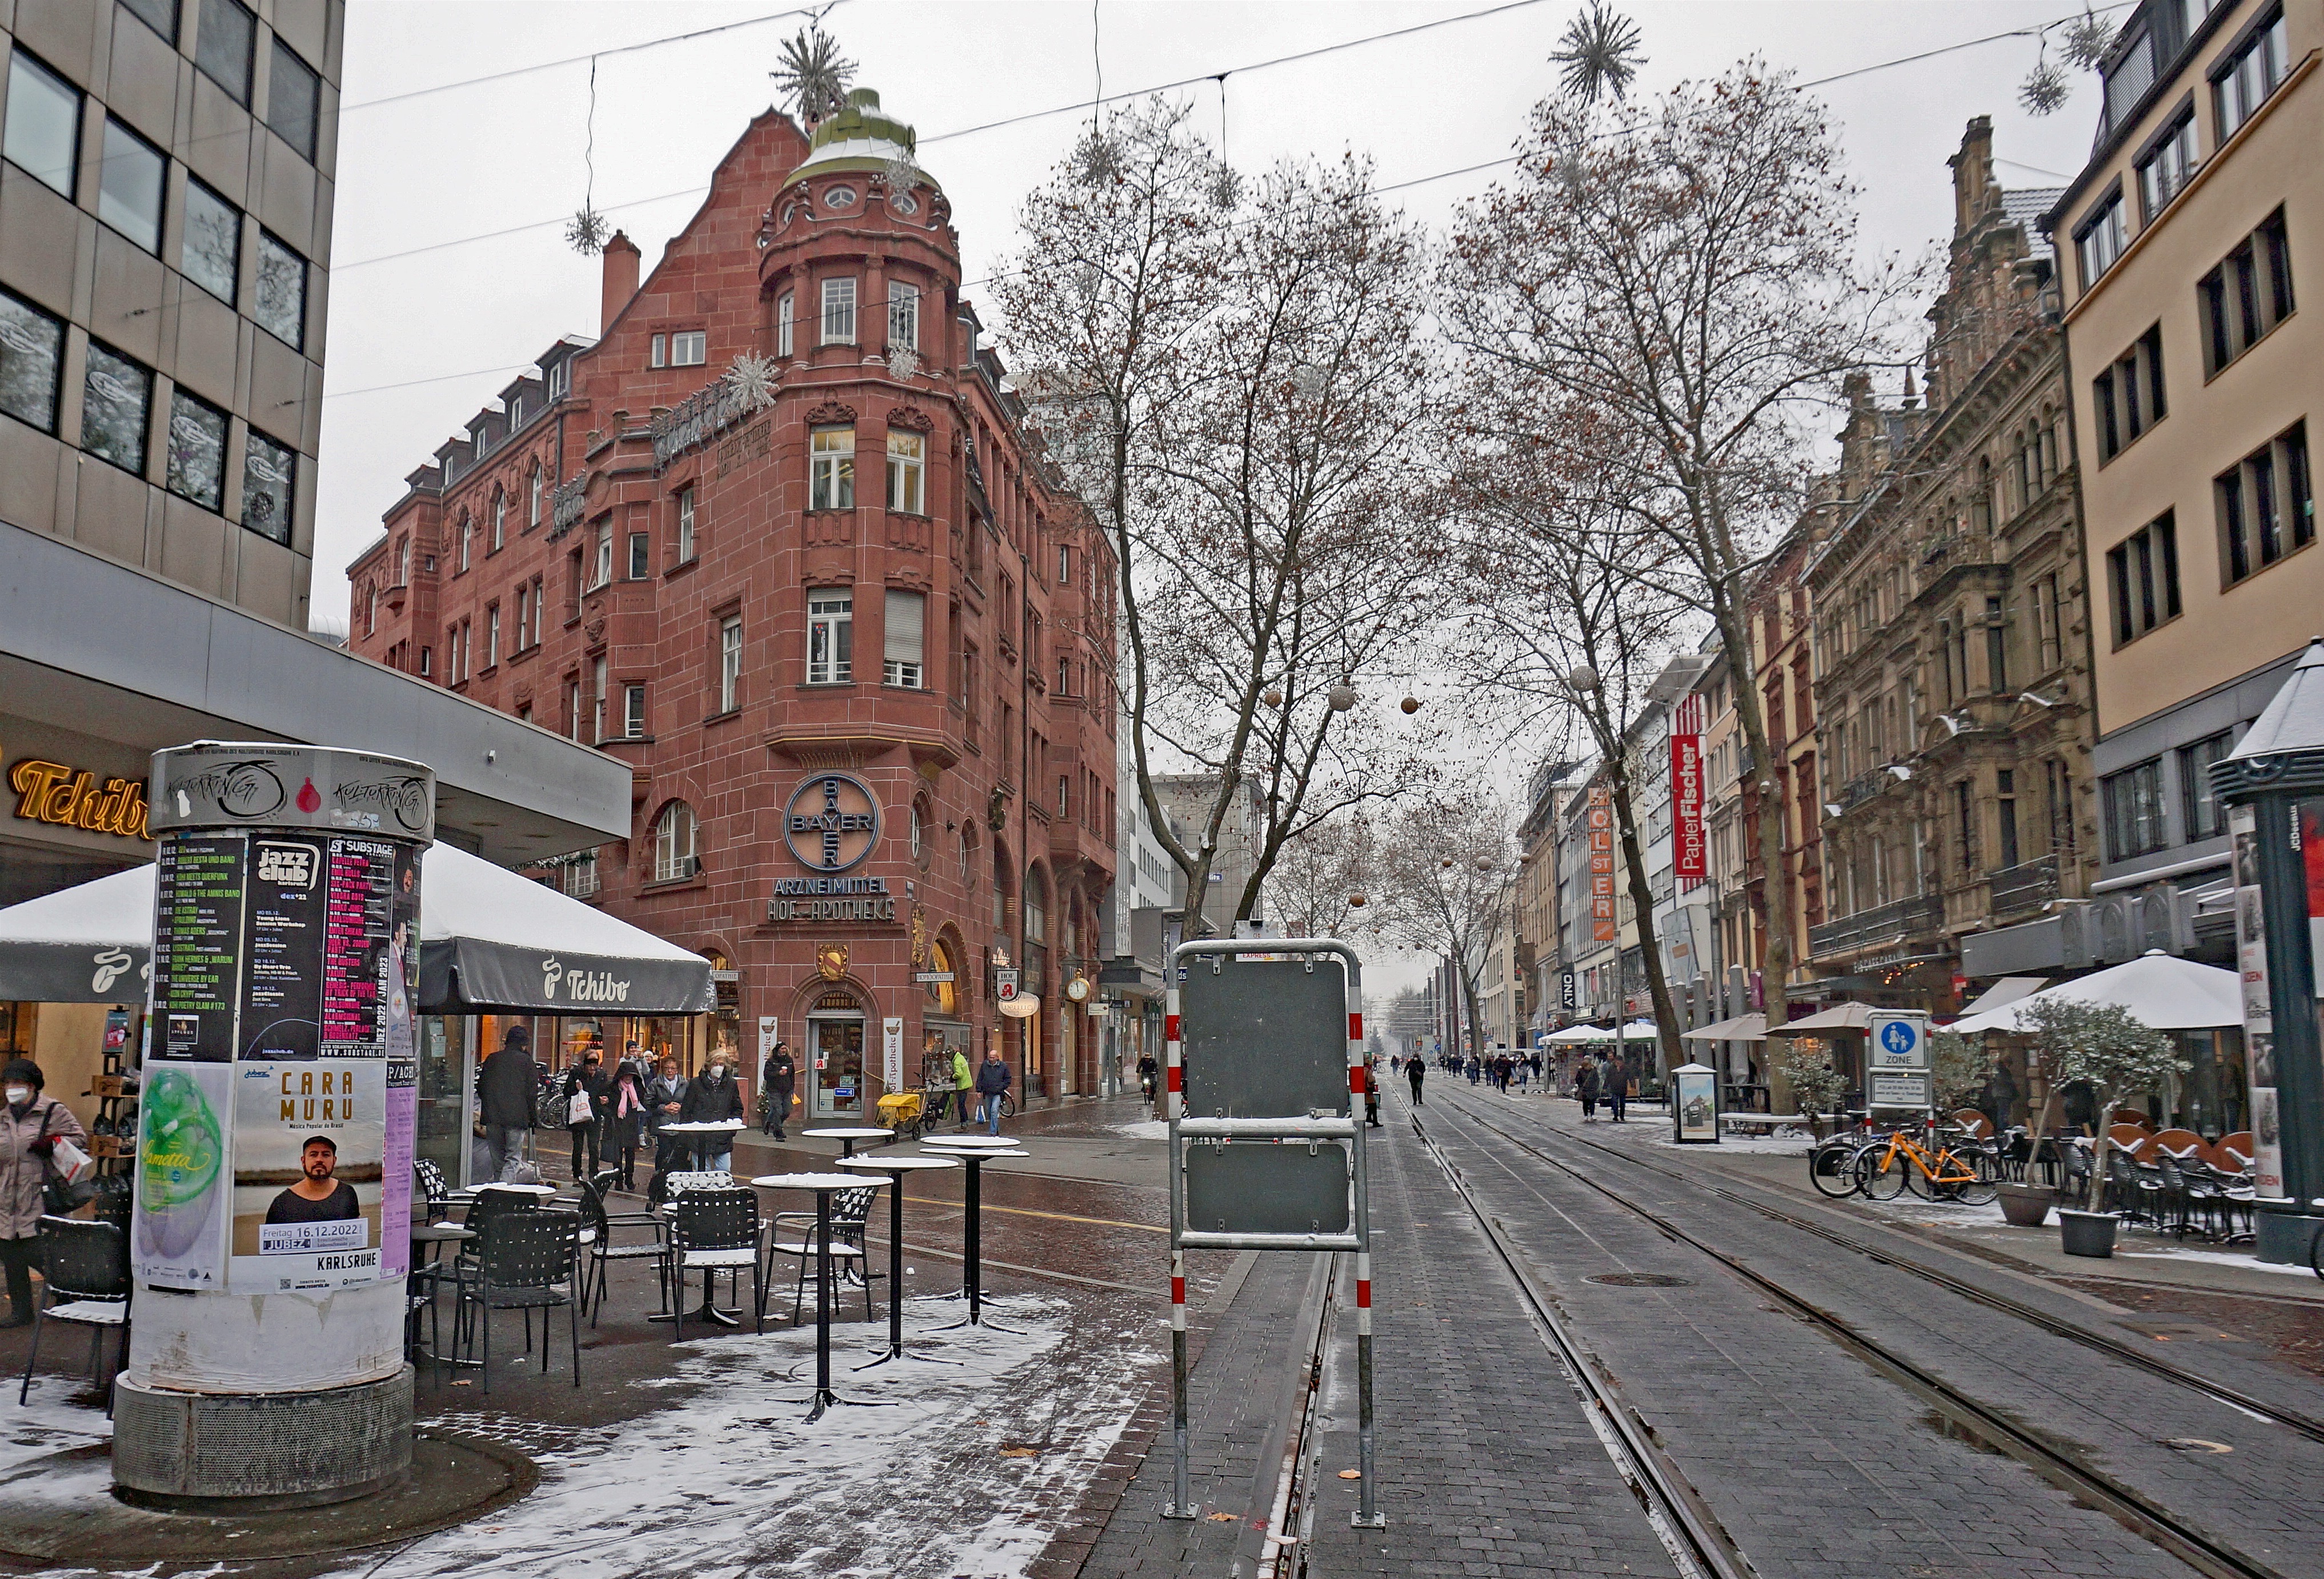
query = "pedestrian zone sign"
(1868, 1010, 1927, 1071)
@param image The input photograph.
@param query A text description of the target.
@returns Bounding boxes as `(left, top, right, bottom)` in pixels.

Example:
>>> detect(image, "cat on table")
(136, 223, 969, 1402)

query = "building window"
(2217, 420, 2313, 584)
(810, 427, 854, 511)
(491, 491, 506, 551)
(1057, 773, 1071, 817)
(181, 178, 239, 303)
(484, 603, 500, 669)
(653, 801, 698, 882)
(623, 683, 647, 739)
(266, 38, 320, 161)
(2106, 511, 2181, 646)
(254, 231, 306, 350)
(1058, 654, 1071, 693)
(650, 334, 664, 368)
(395, 537, 410, 586)
(821, 277, 858, 344)
(2214, 6, 2290, 141)
(888, 281, 918, 350)
(514, 583, 530, 651)
(2047, 759, 2075, 854)
(2200, 208, 2294, 376)
(777, 292, 794, 357)
(4, 50, 81, 198)
(81, 342, 151, 475)
(455, 513, 471, 573)
(1057, 543, 1071, 585)
(627, 531, 650, 579)
(2103, 758, 2169, 861)
(1996, 768, 2020, 869)
(591, 519, 612, 589)
(97, 118, 166, 254)
(885, 430, 924, 513)
(235, 428, 294, 544)
(164, 387, 229, 510)
(675, 486, 696, 561)
(508, 395, 522, 428)
(1024, 867, 1048, 944)
(2033, 572, 2063, 673)
(528, 463, 543, 528)
(0, 287, 67, 434)
(121, 0, 178, 42)
(2136, 110, 2198, 222)
(564, 677, 580, 739)
(808, 589, 853, 684)
(669, 330, 705, 366)
(719, 616, 742, 712)
(528, 575, 543, 644)
(194, 0, 256, 104)
(2101, 22, 2157, 138)
(2181, 730, 2235, 842)
(1984, 595, 2008, 695)
(1955, 780, 1974, 873)
(567, 547, 584, 617)
(883, 588, 925, 688)
(2091, 323, 2165, 463)
(2075, 189, 2126, 292)
(547, 358, 568, 400)
(418, 645, 431, 677)
(591, 655, 608, 741)
(560, 848, 599, 899)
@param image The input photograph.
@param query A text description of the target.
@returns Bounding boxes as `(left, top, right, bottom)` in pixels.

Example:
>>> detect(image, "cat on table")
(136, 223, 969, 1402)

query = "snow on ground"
(1647, 1132, 1815, 1155)
(2114, 1245, 2323, 1277)
(333, 1294, 1147, 1579)
(1107, 1119, 1166, 1141)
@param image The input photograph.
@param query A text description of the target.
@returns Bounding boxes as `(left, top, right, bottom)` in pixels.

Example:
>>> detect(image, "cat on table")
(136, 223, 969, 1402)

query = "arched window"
(491, 488, 507, 551)
(926, 937, 959, 1015)
(456, 512, 471, 573)
(653, 801, 698, 882)
(528, 462, 543, 528)
(909, 797, 929, 867)
(1024, 865, 1048, 945)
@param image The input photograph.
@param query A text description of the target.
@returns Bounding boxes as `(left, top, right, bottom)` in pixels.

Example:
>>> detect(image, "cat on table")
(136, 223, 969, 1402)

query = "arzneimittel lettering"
(771, 875, 891, 896)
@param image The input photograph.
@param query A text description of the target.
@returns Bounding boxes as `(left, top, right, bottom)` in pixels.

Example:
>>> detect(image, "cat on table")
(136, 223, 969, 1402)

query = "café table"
(835, 1153, 959, 1367)
(803, 1125, 895, 1159)
(752, 1172, 893, 1421)
(918, 1139, 1024, 1331)
(662, 1119, 747, 1171)
(408, 1221, 478, 1366)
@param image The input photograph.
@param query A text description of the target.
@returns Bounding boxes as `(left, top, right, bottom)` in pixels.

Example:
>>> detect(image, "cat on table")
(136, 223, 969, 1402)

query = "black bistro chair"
(458, 1211, 582, 1393)
(19, 1216, 130, 1412)
(576, 1172, 666, 1324)
(668, 1188, 763, 1342)
(769, 1185, 881, 1324)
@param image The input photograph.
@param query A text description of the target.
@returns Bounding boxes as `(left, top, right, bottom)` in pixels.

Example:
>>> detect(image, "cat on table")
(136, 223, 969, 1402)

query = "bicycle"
(1807, 1117, 1879, 1199)
(1854, 1124, 2001, 1205)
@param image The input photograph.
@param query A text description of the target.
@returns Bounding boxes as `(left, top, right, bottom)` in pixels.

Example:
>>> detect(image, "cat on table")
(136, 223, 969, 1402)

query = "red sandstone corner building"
(347, 89, 1120, 1118)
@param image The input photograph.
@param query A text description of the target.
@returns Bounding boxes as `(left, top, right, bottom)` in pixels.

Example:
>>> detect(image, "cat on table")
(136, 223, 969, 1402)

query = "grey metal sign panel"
(1180, 955, 1349, 1117)
(1184, 1142, 1350, 1237)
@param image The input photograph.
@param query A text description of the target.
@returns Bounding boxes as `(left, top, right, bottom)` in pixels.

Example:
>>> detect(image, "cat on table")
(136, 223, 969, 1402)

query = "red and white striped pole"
(1349, 1003, 1381, 1526)
(1165, 980, 1193, 1518)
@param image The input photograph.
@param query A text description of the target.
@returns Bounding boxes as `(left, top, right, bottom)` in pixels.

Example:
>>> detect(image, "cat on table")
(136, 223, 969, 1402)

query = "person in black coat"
(478, 1024, 537, 1180)
(762, 1043, 797, 1139)
(680, 1054, 746, 1171)
(1405, 1055, 1425, 1105)
(562, 1049, 609, 1182)
(646, 1056, 689, 1174)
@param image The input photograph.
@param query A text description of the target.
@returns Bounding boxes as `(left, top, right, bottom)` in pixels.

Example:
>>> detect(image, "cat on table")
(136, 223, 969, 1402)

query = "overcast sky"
(326, 0, 2121, 1003)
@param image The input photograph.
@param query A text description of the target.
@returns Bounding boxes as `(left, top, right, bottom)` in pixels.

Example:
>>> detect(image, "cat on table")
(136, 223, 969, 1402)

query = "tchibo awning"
(0, 844, 713, 1014)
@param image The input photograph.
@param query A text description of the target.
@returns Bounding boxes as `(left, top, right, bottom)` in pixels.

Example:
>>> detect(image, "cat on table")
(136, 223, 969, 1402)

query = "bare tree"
(1265, 812, 1375, 940)
(1442, 63, 1922, 1008)
(1447, 412, 1693, 1074)
(999, 104, 1440, 936)
(1369, 791, 1518, 1062)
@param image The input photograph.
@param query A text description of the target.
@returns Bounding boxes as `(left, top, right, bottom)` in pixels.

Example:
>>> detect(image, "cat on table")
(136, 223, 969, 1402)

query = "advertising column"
(115, 743, 432, 1507)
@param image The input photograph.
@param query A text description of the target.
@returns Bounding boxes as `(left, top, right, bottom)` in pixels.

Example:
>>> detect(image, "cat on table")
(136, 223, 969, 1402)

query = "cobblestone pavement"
(1424, 1083, 2324, 1578)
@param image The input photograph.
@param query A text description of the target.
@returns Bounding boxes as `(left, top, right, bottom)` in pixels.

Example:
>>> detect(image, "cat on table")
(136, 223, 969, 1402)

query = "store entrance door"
(809, 1015, 866, 1118)
(417, 1016, 472, 1186)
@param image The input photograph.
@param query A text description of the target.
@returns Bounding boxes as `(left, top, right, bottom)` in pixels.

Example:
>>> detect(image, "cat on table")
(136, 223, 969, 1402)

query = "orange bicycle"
(1853, 1124, 2001, 1204)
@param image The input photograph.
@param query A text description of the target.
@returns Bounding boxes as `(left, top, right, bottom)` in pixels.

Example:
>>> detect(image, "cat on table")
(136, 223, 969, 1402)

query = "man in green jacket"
(950, 1048, 975, 1129)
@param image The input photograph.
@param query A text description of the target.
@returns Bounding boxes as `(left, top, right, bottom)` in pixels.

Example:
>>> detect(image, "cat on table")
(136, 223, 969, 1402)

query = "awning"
(1949, 950, 2239, 1033)
(0, 845, 714, 1013)
(1958, 976, 2047, 1017)
(1681, 1012, 1767, 1042)
(1766, 1001, 1874, 1036)
(1542, 1024, 1615, 1043)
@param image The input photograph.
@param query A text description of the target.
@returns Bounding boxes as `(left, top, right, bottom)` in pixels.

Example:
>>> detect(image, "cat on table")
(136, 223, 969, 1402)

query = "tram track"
(1424, 1088, 2296, 1579)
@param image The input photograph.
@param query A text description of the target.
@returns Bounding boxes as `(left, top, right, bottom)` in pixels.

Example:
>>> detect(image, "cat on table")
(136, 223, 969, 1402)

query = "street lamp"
(2215, 636, 2324, 1264)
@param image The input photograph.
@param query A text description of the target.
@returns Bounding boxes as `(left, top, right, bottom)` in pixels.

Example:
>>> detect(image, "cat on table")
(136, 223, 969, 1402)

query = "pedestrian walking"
(1575, 1057, 1600, 1122)
(951, 1045, 977, 1128)
(478, 1024, 537, 1181)
(1516, 1057, 1530, 1092)
(1466, 1055, 1482, 1086)
(1406, 1055, 1425, 1106)
(1363, 1061, 1382, 1127)
(606, 1059, 647, 1191)
(1606, 1056, 1628, 1124)
(680, 1053, 746, 1172)
(974, 1048, 1012, 1135)
(0, 1059, 83, 1326)
(762, 1041, 798, 1139)
(562, 1048, 609, 1182)
(646, 1055, 689, 1174)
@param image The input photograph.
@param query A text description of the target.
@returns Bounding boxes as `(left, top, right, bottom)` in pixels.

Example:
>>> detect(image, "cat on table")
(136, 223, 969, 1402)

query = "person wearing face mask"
(0, 1059, 83, 1327)
(680, 1055, 746, 1172)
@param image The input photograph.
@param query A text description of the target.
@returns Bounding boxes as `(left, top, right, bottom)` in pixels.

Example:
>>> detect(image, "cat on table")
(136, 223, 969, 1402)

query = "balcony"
(1808, 893, 1942, 961)
(1986, 855, 2059, 920)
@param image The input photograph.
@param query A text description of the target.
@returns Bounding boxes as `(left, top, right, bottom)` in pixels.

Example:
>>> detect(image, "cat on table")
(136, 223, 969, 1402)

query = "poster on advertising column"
(2231, 805, 2283, 1199)
(1587, 787, 1616, 942)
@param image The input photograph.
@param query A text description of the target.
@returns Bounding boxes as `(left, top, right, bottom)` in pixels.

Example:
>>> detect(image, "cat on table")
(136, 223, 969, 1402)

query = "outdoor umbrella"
(1543, 1024, 1615, 1043)
(1614, 1019, 1658, 1040)
(1948, 949, 2238, 1034)
(1680, 1012, 1768, 1042)
(1764, 1002, 1873, 1036)
(0, 843, 715, 1013)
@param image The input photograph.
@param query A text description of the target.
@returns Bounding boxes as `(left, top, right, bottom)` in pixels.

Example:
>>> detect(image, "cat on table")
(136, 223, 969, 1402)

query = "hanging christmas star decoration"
(2020, 40, 2071, 116)
(886, 346, 919, 384)
(2061, 5, 2118, 71)
(723, 352, 780, 411)
(1210, 165, 1242, 212)
(884, 147, 923, 196)
(1072, 125, 1121, 187)
(564, 202, 609, 257)
(772, 27, 856, 127)
(1550, 4, 1645, 105)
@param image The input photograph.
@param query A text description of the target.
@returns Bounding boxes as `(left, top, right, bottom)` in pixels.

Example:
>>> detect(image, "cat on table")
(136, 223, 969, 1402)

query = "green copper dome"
(788, 87, 941, 197)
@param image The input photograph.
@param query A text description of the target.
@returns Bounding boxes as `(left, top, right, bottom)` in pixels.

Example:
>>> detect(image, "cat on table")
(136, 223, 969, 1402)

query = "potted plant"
(1988, 1000, 2090, 1229)
(2045, 1003, 2186, 1258)
(1772, 1038, 1846, 1142)
(1929, 1028, 2040, 1220)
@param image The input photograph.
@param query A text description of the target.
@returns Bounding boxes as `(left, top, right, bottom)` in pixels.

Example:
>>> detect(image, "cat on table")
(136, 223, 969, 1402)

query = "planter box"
(1997, 1182, 2055, 1228)
(2058, 1208, 2118, 1259)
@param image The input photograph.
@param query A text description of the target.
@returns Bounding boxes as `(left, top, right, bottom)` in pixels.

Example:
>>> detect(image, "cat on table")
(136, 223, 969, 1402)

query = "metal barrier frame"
(1163, 937, 1381, 1529)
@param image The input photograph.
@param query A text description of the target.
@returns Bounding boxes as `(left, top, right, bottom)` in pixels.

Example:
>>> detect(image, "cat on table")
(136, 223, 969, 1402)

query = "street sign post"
(1163, 937, 1380, 1529)
(1865, 1010, 1931, 1115)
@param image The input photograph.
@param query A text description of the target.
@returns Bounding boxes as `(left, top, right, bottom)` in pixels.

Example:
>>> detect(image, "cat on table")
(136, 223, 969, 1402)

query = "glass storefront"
(809, 992, 866, 1117)
(416, 1015, 469, 1186)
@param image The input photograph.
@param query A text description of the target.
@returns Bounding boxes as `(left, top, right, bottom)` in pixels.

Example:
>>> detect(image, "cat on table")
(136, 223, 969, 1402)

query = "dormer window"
(547, 359, 569, 399)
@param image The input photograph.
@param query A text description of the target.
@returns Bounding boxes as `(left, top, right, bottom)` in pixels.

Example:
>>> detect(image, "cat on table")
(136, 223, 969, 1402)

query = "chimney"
(600, 231, 641, 334)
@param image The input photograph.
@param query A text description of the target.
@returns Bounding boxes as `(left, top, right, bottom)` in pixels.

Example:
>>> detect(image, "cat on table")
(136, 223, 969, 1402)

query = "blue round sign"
(1878, 1020, 1919, 1056)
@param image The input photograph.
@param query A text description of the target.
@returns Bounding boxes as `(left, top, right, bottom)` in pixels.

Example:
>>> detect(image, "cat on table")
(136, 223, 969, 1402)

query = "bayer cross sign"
(783, 773, 880, 871)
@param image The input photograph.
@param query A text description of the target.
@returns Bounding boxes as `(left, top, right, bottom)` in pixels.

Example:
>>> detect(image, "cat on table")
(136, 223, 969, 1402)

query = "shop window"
(97, 117, 165, 254)
(0, 287, 67, 434)
(653, 801, 699, 882)
(81, 342, 152, 475)
(242, 430, 296, 544)
(266, 38, 320, 162)
(165, 387, 229, 510)
(4, 49, 81, 198)
(181, 178, 240, 304)
(194, 0, 255, 105)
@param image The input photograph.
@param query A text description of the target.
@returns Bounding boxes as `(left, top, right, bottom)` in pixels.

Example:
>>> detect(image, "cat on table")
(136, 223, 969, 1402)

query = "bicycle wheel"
(1809, 1142, 1862, 1198)
(1952, 1151, 2000, 1207)
(1857, 1145, 1908, 1200)
(999, 1093, 1017, 1119)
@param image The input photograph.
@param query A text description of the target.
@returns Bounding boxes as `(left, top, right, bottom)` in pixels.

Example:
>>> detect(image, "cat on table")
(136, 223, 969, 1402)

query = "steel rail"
(1430, 1091, 2290, 1579)
(1409, 1111, 1758, 1579)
